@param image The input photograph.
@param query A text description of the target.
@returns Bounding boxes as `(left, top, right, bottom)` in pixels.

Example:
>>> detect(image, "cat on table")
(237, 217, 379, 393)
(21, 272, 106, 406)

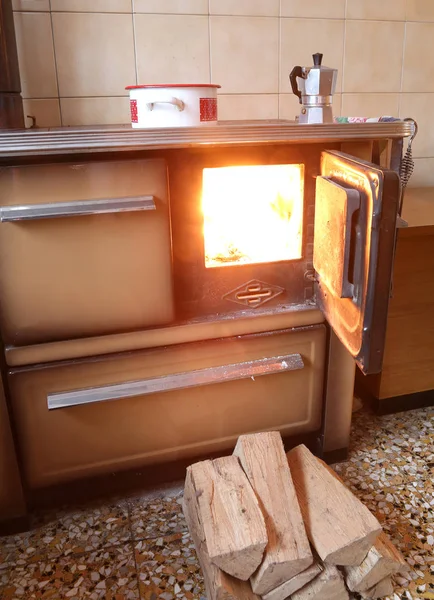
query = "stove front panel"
(168, 143, 341, 319)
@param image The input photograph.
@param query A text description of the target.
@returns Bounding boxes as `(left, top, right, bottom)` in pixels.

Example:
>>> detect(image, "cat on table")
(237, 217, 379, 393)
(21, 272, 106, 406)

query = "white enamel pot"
(125, 84, 221, 128)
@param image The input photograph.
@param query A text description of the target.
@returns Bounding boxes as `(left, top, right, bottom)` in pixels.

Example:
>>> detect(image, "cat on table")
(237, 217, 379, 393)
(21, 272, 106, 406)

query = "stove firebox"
(169, 143, 341, 319)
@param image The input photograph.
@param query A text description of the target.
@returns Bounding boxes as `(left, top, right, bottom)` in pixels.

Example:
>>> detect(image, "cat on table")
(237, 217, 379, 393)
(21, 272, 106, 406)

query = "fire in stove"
(202, 164, 304, 268)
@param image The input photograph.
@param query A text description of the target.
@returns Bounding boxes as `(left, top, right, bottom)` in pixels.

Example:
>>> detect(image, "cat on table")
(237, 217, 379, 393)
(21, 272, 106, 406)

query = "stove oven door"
(313, 150, 400, 375)
(0, 158, 174, 345)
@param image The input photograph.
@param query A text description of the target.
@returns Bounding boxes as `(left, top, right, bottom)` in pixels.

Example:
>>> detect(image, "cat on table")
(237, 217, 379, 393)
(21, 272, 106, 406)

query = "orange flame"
(202, 164, 304, 268)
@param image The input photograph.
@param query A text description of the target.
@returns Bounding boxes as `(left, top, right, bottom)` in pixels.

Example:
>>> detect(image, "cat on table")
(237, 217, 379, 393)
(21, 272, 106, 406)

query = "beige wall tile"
(12, 0, 49, 10)
(279, 93, 342, 120)
(23, 99, 61, 128)
(211, 16, 278, 93)
(399, 93, 434, 157)
(403, 23, 434, 92)
(60, 97, 130, 126)
(341, 93, 400, 117)
(346, 0, 406, 20)
(281, 0, 345, 19)
(52, 13, 135, 97)
(51, 0, 131, 11)
(210, 0, 279, 16)
(343, 21, 404, 93)
(218, 94, 278, 120)
(406, 0, 434, 21)
(13, 12, 58, 98)
(280, 19, 344, 93)
(135, 15, 209, 84)
(407, 158, 434, 187)
(133, 0, 207, 13)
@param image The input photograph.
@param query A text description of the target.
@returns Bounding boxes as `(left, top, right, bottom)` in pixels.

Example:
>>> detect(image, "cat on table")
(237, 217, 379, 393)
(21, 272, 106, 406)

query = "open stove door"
(313, 150, 400, 375)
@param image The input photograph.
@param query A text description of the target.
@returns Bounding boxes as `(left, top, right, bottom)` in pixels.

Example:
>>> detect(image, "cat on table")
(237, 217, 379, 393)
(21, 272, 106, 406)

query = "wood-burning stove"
(0, 120, 415, 499)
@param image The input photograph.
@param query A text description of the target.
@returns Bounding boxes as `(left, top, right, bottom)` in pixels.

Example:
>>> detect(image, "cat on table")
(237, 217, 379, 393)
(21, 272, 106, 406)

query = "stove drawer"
(9, 325, 325, 488)
(0, 158, 173, 345)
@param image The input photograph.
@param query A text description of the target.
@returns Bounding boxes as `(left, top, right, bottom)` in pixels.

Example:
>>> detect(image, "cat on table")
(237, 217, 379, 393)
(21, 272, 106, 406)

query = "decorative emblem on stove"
(223, 279, 284, 308)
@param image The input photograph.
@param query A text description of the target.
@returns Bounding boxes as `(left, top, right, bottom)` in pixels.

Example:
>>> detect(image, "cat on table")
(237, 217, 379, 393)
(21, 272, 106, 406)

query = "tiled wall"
(12, 0, 434, 185)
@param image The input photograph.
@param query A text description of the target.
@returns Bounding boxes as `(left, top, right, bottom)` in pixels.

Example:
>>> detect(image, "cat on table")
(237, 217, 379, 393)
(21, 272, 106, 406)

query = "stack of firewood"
(183, 432, 408, 600)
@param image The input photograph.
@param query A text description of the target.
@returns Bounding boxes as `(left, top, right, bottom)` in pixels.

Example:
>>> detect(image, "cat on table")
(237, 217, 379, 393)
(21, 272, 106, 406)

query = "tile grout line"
(47, 0, 63, 126)
(131, 0, 139, 86)
(29, 92, 426, 99)
(11, 9, 434, 23)
(341, 0, 348, 109)
(208, 0, 212, 84)
(398, 20, 408, 117)
(278, 0, 281, 118)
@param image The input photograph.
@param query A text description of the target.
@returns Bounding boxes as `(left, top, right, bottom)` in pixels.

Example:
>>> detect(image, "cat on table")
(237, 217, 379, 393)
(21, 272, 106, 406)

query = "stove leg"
(322, 447, 349, 465)
(322, 331, 355, 458)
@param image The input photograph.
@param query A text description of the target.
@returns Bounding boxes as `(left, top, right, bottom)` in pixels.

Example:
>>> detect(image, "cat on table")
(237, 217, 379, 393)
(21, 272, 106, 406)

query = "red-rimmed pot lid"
(125, 83, 221, 90)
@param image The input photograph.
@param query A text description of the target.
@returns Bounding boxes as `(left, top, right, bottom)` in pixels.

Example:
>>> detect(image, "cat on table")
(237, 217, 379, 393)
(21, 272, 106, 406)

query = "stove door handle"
(46, 353, 305, 410)
(0, 195, 156, 222)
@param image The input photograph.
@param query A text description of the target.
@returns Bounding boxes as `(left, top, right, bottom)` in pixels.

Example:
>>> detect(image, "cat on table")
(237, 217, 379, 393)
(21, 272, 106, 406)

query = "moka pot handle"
(289, 66, 303, 104)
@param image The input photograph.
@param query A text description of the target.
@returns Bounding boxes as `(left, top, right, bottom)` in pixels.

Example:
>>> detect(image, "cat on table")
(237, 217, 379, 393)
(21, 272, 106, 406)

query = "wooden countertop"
(401, 187, 434, 236)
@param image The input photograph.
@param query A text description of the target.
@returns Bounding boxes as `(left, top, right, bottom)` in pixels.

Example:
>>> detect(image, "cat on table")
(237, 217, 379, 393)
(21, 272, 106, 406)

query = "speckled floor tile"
(332, 459, 427, 524)
(334, 406, 434, 600)
(134, 531, 205, 600)
(349, 407, 434, 464)
(0, 500, 130, 567)
(1, 405, 433, 600)
(128, 485, 187, 541)
(0, 543, 139, 599)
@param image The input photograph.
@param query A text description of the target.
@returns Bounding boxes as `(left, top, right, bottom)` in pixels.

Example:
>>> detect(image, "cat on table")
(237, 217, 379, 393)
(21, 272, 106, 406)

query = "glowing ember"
(202, 164, 304, 268)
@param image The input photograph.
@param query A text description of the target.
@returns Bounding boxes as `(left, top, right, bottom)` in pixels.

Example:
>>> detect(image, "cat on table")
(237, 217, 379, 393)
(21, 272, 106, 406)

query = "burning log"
(233, 432, 313, 595)
(287, 444, 382, 566)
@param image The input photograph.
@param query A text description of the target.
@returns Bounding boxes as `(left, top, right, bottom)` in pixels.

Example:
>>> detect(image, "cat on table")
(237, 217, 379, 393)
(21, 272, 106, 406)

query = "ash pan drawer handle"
(47, 353, 304, 410)
(0, 195, 156, 222)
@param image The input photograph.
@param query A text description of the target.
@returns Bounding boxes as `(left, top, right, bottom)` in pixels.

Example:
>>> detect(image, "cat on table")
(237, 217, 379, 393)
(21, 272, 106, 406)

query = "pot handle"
(289, 66, 303, 103)
(146, 97, 185, 112)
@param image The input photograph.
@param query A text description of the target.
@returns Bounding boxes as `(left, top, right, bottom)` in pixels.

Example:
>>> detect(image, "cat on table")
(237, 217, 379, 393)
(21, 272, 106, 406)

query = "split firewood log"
(183, 465, 261, 600)
(287, 444, 382, 566)
(234, 432, 313, 595)
(184, 456, 267, 580)
(344, 531, 408, 592)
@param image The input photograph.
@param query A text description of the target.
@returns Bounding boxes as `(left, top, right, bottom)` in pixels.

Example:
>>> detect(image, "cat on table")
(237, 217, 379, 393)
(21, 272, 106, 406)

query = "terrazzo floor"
(0, 404, 433, 599)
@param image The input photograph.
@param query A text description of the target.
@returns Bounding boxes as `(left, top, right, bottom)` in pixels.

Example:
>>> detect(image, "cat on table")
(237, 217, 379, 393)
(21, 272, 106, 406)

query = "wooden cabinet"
(357, 188, 434, 410)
